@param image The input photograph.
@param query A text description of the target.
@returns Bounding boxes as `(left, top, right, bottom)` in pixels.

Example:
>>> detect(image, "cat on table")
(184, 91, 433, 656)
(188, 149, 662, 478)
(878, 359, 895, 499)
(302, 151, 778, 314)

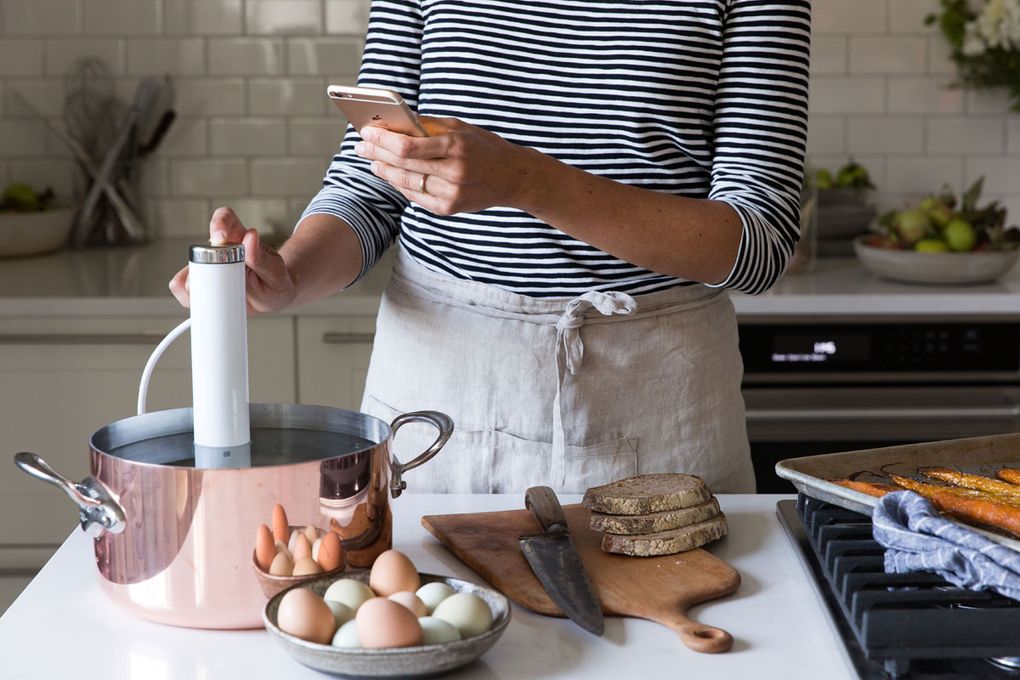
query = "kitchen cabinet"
(296, 316, 375, 411)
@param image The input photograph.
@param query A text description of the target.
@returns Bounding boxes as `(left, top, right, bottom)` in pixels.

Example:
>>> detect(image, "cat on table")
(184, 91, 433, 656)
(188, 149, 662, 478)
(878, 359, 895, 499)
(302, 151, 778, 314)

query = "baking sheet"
(775, 432, 1020, 551)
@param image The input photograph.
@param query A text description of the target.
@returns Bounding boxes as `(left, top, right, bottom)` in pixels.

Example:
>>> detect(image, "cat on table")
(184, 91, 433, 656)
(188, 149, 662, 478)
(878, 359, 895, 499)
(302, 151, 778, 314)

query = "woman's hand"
(168, 207, 298, 314)
(354, 116, 536, 215)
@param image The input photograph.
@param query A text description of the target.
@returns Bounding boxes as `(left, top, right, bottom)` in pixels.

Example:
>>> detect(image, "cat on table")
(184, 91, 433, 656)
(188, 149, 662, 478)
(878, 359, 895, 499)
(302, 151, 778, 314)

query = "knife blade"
(519, 486, 605, 636)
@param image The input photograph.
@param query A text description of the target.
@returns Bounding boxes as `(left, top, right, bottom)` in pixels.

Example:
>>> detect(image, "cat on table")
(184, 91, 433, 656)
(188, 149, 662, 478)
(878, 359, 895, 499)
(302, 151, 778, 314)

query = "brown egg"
(370, 550, 420, 597)
(356, 597, 423, 648)
(318, 532, 343, 571)
(255, 524, 275, 571)
(276, 588, 336, 644)
(303, 524, 318, 544)
(293, 556, 323, 576)
(272, 504, 289, 543)
(294, 533, 312, 562)
(269, 551, 293, 576)
(388, 591, 428, 617)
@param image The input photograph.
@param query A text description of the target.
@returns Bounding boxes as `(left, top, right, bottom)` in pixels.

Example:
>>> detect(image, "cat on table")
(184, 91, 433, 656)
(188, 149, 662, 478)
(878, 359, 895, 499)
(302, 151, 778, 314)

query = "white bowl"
(854, 236, 1020, 285)
(0, 207, 75, 257)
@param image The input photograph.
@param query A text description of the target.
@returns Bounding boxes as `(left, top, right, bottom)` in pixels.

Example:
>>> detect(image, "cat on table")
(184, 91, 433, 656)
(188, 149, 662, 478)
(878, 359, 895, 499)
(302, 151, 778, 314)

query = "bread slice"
(601, 515, 728, 557)
(590, 497, 721, 535)
(583, 473, 711, 515)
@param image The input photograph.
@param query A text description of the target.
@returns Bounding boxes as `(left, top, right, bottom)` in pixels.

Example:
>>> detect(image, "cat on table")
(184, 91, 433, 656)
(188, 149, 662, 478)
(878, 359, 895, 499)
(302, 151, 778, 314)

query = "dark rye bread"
(601, 514, 728, 557)
(583, 473, 711, 516)
(590, 498, 721, 535)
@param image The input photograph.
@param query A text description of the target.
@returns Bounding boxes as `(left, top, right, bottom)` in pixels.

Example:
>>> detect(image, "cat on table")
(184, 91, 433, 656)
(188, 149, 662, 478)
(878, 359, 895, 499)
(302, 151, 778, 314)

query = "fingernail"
(354, 142, 366, 155)
(210, 230, 227, 245)
(361, 128, 375, 142)
(370, 161, 380, 174)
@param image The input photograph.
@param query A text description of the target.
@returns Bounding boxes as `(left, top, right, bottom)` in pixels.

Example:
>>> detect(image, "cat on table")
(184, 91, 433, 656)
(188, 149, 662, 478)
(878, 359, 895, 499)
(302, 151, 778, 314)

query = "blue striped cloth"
(872, 490, 1020, 602)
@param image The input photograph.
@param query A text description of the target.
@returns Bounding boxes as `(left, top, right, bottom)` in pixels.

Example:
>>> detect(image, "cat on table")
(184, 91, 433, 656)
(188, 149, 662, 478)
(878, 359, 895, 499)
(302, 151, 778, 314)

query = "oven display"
(771, 333, 870, 364)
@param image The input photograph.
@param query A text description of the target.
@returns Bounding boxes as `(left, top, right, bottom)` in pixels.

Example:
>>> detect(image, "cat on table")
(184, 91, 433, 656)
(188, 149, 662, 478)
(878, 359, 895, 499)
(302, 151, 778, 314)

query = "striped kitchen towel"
(872, 490, 1020, 601)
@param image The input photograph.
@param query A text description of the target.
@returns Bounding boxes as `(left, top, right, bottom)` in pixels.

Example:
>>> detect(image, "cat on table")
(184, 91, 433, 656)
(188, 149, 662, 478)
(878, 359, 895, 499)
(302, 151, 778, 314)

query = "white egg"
(416, 582, 455, 614)
(433, 593, 492, 638)
(325, 600, 354, 628)
(418, 616, 462, 644)
(324, 579, 375, 613)
(312, 537, 322, 562)
(332, 619, 360, 648)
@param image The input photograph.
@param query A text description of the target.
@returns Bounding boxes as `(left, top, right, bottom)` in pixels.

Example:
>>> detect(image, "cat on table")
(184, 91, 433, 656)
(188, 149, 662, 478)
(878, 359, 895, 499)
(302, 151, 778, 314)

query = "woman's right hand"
(168, 207, 298, 314)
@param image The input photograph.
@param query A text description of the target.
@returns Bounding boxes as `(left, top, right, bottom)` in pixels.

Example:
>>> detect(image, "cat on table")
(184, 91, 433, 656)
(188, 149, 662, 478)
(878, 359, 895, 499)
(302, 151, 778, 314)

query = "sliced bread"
(601, 514, 728, 557)
(590, 497, 721, 535)
(583, 473, 711, 515)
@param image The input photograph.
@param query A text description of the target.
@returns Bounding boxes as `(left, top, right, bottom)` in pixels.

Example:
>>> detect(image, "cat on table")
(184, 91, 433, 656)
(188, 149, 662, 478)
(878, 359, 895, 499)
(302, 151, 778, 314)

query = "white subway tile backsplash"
(964, 157, 1020, 195)
(926, 35, 955, 75)
(83, 0, 160, 36)
(145, 198, 212, 237)
(128, 39, 205, 76)
(2, 0, 80, 35)
(246, 1, 323, 35)
(326, 0, 370, 36)
(927, 117, 1006, 154)
(172, 158, 247, 196)
(889, 0, 939, 33)
(966, 89, 1015, 114)
(154, 118, 208, 157)
(249, 78, 328, 115)
(0, 40, 44, 76)
(209, 38, 285, 75)
(165, 1, 243, 35)
(886, 77, 964, 114)
(1002, 198, 1020, 228)
(810, 37, 847, 75)
(138, 158, 170, 196)
(848, 117, 924, 154)
(0, 120, 46, 156)
(289, 117, 343, 156)
(1009, 119, 1020, 154)
(209, 118, 286, 156)
(174, 79, 246, 116)
(250, 158, 325, 194)
(806, 116, 845, 155)
(287, 38, 362, 76)
(2, 81, 63, 117)
(809, 78, 885, 114)
(211, 197, 293, 231)
(850, 37, 927, 75)
(812, 0, 886, 34)
(885, 157, 962, 194)
(45, 39, 125, 76)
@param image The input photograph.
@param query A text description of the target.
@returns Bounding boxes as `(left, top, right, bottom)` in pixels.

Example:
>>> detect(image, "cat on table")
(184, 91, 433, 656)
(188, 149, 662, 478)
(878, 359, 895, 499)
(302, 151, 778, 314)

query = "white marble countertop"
(3, 238, 1019, 318)
(0, 494, 853, 680)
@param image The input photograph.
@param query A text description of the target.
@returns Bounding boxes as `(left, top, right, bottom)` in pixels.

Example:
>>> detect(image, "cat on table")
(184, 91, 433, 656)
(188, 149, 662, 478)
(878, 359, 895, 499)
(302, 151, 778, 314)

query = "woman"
(171, 0, 810, 494)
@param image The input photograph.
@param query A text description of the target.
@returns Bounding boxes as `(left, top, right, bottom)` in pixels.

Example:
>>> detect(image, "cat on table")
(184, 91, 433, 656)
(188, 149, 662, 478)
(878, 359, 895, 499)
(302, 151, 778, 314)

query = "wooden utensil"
(422, 503, 739, 653)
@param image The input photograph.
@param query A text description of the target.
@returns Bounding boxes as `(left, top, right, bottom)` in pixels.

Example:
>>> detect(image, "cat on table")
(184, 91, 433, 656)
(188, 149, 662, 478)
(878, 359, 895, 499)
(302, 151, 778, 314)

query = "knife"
(519, 486, 605, 636)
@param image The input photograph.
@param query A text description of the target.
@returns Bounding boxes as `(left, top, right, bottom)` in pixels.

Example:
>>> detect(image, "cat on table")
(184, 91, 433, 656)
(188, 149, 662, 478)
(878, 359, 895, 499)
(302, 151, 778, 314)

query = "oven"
(739, 317, 1020, 493)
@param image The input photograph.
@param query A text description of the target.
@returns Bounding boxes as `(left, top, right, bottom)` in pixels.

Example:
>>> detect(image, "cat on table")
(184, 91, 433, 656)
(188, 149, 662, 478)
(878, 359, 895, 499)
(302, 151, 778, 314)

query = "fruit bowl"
(0, 207, 75, 257)
(854, 236, 1020, 285)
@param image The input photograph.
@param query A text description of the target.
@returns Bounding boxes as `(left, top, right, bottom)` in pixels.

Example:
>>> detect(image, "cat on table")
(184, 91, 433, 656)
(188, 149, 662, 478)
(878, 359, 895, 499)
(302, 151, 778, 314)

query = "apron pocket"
(492, 430, 638, 494)
(361, 395, 491, 494)
(563, 437, 639, 494)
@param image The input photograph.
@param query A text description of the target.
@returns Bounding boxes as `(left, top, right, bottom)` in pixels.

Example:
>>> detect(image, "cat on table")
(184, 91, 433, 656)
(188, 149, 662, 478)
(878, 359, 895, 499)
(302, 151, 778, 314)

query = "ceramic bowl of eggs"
(263, 549, 511, 677)
(253, 503, 347, 599)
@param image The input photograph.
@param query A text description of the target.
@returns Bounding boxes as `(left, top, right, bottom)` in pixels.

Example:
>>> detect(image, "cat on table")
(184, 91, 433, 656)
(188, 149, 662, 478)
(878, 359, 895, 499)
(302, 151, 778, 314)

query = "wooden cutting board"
(422, 504, 740, 653)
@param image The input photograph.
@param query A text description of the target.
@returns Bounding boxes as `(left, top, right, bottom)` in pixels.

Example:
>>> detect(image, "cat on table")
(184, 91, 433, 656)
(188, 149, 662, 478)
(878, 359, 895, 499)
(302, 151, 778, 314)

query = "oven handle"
(746, 406, 1020, 421)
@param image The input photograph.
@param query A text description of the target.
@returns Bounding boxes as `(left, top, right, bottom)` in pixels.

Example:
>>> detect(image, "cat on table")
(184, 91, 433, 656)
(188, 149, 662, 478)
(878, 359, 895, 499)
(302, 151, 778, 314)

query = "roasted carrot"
(920, 467, 1020, 500)
(888, 474, 1020, 537)
(830, 479, 900, 498)
(997, 467, 1020, 486)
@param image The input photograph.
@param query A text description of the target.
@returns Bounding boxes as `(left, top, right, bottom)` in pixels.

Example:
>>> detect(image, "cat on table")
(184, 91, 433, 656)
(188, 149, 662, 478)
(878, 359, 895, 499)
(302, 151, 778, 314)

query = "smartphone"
(327, 85, 428, 137)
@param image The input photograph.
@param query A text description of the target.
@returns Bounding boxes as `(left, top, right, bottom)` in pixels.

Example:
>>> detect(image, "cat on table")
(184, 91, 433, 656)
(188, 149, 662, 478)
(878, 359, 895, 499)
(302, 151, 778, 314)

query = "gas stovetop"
(777, 495, 1020, 679)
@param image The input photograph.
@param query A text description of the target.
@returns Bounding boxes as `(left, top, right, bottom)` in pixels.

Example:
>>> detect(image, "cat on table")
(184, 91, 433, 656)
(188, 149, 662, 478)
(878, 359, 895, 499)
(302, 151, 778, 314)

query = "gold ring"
(418, 173, 429, 195)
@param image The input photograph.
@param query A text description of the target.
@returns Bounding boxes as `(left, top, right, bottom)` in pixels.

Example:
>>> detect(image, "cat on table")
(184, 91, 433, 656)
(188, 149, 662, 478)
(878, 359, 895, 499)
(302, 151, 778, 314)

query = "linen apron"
(360, 248, 756, 494)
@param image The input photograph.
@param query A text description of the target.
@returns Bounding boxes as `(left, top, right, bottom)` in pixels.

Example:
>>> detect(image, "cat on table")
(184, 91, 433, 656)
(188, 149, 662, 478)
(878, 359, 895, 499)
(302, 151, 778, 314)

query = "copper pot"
(14, 403, 451, 629)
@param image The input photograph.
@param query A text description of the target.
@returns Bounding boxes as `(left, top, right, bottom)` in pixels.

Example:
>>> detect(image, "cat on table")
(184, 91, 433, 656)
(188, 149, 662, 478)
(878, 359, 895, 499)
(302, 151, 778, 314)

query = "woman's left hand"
(354, 117, 535, 216)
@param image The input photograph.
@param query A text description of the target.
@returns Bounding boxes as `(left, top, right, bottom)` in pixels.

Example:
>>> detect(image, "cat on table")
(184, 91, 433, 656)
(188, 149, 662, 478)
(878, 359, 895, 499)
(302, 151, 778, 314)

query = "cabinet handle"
(0, 333, 168, 345)
(322, 333, 375, 344)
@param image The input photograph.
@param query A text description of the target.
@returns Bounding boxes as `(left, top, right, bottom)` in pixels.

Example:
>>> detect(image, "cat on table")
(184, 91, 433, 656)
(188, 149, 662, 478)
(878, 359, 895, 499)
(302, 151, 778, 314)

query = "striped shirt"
(302, 0, 811, 297)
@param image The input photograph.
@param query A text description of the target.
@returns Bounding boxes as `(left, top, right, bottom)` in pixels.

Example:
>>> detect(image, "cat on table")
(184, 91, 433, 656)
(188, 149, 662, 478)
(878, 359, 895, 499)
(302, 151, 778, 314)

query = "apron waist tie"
(551, 291, 638, 487)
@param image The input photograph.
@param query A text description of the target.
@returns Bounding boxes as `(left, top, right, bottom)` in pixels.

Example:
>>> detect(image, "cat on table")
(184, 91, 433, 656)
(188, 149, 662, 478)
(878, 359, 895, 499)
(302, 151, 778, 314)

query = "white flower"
(967, 0, 1020, 51)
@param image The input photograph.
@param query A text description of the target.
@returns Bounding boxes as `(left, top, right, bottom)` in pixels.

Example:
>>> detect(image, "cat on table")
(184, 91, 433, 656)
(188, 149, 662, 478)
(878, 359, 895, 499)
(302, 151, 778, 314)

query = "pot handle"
(388, 411, 454, 498)
(14, 452, 127, 537)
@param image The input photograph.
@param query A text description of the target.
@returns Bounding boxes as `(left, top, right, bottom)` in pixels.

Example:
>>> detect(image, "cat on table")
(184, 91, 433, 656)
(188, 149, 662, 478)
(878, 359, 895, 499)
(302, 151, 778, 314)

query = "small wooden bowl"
(253, 526, 347, 599)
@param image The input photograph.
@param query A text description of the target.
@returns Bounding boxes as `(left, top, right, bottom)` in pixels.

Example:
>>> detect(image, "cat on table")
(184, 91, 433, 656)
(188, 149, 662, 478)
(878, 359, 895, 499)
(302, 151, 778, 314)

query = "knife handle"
(525, 486, 568, 531)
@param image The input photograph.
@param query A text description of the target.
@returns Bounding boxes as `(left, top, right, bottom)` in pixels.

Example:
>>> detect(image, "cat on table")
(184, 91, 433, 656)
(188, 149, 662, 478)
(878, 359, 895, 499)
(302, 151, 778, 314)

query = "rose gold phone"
(327, 85, 428, 137)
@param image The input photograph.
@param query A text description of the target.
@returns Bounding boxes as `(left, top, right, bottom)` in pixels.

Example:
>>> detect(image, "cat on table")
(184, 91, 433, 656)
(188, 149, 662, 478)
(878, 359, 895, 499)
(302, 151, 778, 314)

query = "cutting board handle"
(672, 621, 733, 654)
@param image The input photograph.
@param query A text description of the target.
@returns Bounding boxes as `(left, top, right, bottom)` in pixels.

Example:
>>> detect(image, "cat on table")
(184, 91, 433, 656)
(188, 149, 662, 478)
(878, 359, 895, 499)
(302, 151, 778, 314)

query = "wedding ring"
(419, 173, 429, 195)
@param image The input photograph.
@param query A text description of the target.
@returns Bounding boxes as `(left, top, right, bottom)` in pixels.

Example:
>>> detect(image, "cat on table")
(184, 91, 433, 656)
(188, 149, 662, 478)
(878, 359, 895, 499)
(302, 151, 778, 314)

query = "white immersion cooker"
(15, 241, 452, 629)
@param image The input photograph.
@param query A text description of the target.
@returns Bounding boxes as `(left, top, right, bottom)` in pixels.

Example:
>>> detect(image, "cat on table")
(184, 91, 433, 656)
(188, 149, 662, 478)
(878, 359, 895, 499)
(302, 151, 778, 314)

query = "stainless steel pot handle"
(388, 410, 454, 498)
(13, 452, 127, 537)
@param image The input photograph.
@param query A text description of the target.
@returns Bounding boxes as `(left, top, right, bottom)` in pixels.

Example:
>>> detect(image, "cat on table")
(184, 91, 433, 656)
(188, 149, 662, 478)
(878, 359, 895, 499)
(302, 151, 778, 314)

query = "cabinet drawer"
(297, 317, 375, 411)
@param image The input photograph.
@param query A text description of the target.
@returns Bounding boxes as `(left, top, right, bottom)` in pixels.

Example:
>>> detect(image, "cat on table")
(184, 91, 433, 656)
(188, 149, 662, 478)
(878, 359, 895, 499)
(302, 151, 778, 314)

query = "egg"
(369, 550, 419, 597)
(325, 600, 354, 628)
(355, 597, 423, 649)
(324, 579, 375, 613)
(304, 524, 318, 544)
(433, 593, 492, 638)
(293, 533, 312, 562)
(318, 532, 343, 571)
(276, 587, 336, 644)
(272, 504, 289, 543)
(288, 529, 301, 554)
(293, 556, 323, 576)
(274, 540, 292, 561)
(311, 537, 321, 562)
(255, 524, 275, 571)
(416, 582, 455, 614)
(269, 551, 293, 576)
(332, 619, 360, 648)
(388, 591, 428, 617)
(418, 616, 462, 644)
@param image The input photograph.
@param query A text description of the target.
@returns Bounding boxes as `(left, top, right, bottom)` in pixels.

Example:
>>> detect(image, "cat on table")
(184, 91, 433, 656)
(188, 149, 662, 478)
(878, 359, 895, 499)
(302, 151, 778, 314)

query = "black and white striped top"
(302, 0, 810, 297)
